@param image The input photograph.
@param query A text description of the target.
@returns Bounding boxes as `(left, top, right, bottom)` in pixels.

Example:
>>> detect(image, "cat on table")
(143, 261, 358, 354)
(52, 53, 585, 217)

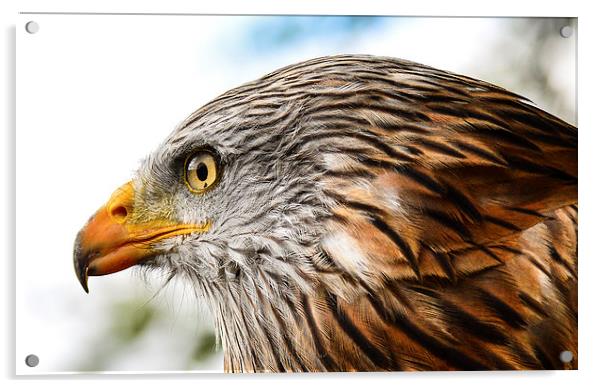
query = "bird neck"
(207, 273, 334, 372)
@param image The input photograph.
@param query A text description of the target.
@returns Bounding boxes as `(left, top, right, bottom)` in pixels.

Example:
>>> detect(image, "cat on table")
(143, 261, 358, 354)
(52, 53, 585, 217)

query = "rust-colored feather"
(303, 56, 578, 370)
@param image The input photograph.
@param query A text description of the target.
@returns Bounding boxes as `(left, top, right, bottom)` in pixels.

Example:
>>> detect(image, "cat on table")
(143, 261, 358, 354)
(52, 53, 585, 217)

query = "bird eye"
(184, 151, 218, 193)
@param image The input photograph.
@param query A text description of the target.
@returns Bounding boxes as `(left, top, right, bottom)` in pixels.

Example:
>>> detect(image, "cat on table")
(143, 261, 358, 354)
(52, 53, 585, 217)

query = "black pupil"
(196, 162, 209, 181)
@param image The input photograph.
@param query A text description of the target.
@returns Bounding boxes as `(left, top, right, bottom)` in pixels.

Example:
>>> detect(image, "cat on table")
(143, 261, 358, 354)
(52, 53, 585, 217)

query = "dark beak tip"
(73, 234, 90, 294)
(75, 264, 90, 294)
(79, 276, 90, 294)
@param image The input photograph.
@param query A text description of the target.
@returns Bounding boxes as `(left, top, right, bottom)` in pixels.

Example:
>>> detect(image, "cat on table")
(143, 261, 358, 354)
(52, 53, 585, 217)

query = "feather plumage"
(76, 55, 577, 371)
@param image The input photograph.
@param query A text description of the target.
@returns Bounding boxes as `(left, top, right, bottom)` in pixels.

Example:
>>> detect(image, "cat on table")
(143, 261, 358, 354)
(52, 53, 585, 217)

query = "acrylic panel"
(16, 14, 577, 374)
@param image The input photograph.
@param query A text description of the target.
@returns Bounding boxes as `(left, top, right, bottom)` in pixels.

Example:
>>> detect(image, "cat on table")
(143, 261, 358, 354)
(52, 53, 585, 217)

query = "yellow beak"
(73, 181, 210, 292)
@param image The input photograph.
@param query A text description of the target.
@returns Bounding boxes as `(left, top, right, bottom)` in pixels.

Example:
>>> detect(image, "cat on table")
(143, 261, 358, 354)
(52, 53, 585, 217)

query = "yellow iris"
(184, 151, 218, 193)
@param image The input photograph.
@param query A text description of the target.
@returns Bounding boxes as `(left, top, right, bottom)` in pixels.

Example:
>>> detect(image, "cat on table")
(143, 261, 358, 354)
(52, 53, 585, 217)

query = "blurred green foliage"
(188, 332, 217, 368)
(109, 300, 156, 342)
(76, 295, 217, 372)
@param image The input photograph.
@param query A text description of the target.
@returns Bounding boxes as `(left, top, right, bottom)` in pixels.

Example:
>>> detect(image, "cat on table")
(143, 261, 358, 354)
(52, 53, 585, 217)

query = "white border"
(9, 0, 583, 17)
(2, 0, 601, 387)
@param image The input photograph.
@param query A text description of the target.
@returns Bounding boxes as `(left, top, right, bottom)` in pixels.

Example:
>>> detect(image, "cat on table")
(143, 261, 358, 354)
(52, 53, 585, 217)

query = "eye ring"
(183, 150, 219, 193)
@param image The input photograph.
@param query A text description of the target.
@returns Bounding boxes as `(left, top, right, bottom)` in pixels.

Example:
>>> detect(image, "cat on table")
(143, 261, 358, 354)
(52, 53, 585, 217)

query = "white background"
(2, 0, 602, 387)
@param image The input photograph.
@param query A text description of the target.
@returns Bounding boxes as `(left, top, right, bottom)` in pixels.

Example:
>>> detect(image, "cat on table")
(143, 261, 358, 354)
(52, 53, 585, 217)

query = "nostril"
(110, 205, 128, 222)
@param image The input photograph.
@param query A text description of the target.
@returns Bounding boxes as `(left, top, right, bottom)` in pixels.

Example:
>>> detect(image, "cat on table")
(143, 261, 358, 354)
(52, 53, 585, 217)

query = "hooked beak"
(73, 181, 210, 293)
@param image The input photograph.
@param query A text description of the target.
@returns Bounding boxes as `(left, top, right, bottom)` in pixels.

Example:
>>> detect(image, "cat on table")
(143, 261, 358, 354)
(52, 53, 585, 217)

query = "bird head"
(73, 69, 332, 295)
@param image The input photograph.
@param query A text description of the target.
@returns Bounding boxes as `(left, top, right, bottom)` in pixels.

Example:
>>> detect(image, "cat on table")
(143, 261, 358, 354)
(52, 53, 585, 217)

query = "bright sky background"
(16, 14, 576, 374)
